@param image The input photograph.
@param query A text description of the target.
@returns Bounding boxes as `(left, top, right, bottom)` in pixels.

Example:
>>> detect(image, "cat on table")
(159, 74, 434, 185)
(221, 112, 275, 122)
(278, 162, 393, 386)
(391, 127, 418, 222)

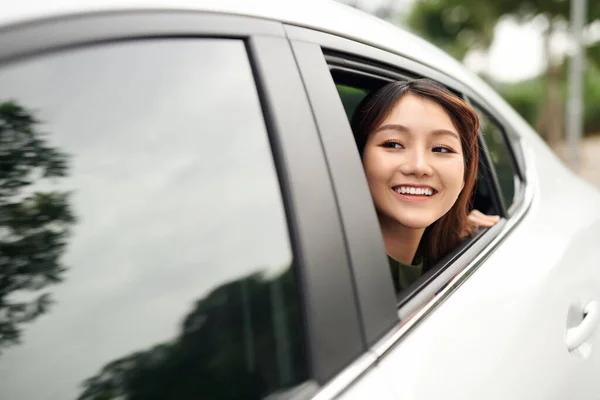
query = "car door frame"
(0, 10, 371, 397)
(286, 23, 536, 359)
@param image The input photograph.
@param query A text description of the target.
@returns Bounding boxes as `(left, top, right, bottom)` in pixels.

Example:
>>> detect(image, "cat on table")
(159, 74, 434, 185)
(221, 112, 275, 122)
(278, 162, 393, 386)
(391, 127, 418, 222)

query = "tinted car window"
(475, 107, 518, 208)
(0, 39, 307, 399)
(336, 84, 368, 121)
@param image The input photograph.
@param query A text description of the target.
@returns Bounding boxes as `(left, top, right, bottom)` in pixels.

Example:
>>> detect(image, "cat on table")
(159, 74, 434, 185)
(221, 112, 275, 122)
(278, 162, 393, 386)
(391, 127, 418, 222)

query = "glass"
(476, 108, 518, 208)
(336, 83, 369, 121)
(0, 39, 308, 399)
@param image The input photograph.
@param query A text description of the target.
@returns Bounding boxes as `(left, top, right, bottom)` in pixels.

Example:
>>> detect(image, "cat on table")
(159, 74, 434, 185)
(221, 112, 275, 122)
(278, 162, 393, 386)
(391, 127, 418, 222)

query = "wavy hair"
(350, 78, 480, 265)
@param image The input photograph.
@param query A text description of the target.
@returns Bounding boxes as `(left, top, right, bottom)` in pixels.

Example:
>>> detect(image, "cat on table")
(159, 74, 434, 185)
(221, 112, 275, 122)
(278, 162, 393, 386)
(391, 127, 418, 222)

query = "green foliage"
(406, 0, 597, 59)
(406, 0, 498, 60)
(406, 0, 600, 139)
(0, 101, 76, 352)
(492, 76, 546, 126)
(582, 61, 600, 133)
(491, 64, 600, 135)
(588, 41, 600, 71)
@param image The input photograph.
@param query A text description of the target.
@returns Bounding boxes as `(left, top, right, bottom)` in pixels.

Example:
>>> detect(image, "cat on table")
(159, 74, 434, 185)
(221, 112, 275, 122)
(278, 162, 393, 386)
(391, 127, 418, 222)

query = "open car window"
(326, 59, 506, 307)
(331, 69, 502, 218)
(286, 30, 515, 345)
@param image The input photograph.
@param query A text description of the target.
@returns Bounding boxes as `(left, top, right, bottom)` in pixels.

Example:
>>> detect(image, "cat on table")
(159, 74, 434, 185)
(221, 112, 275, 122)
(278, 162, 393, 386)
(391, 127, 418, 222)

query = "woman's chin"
(377, 210, 440, 231)
(396, 216, 436, 230)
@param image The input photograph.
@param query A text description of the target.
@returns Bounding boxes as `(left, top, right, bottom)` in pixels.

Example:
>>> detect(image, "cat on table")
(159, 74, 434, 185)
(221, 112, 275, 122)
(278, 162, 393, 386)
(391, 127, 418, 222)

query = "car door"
(0, 10, 386, 400)
(287, 24, 600, 400)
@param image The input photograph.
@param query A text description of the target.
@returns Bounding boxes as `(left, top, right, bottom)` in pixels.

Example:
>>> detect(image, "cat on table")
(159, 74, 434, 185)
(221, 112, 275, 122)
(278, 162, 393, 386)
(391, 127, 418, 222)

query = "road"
(578, 135, 600, 188)
(555, 135, 600, 189)
(577, 135, 600, 189)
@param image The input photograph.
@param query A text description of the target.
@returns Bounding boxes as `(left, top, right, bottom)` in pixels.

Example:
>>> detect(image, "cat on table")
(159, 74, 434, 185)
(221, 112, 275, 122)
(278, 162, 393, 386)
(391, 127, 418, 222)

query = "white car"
(1, 1, 599, 399)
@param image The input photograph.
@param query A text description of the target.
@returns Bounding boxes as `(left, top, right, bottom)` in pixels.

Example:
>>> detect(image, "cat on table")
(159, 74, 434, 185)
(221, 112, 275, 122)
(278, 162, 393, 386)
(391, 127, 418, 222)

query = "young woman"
(351, 79, 499, 292)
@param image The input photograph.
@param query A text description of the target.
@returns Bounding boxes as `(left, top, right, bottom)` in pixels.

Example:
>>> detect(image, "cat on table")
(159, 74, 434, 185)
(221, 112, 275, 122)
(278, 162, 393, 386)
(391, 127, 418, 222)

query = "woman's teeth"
(394, 186, 434, 196)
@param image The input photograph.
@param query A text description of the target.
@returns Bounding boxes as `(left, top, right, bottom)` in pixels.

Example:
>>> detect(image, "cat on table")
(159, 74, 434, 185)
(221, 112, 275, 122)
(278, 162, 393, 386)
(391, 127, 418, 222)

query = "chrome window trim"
(305, 138, 535, 400)
(291, 32, 537, 400)
(371, 136, 537, 358)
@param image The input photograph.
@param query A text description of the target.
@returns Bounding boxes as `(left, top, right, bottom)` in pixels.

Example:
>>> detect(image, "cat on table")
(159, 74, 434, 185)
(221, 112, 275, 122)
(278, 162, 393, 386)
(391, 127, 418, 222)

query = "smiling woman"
(351, 79, 494, 291)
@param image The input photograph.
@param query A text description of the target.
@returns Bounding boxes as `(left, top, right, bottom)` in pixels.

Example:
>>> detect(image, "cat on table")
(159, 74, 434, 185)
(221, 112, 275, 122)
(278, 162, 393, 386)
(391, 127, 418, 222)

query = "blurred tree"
(0, 100, 75, 353)
(588, 40, 600, 69)
(406, 0, 498, 60)
(406, 0, 600, 143)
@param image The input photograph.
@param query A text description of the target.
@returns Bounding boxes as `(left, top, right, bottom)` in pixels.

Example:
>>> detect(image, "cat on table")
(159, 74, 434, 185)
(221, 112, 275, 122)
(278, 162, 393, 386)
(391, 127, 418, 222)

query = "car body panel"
(376, 194, 600, 399)
(0, 10, 366, 399)
(0, 0, 517, 117)
(371, 104, 600, 400)
(1, 2, 600, 400)
(334, 366, 396, 400)
(277, 6, 600, 400)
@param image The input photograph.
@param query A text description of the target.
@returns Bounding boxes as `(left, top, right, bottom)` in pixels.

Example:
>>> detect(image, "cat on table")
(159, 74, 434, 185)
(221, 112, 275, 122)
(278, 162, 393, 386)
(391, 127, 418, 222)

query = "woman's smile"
(351, 78, 484, 271)
(391, 184, 438, 202)
(362, 93, 465, 230)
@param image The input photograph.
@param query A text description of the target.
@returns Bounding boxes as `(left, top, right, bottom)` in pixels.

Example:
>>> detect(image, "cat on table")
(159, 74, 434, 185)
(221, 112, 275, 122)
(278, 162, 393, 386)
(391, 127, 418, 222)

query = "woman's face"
(362, 93, 465, 230)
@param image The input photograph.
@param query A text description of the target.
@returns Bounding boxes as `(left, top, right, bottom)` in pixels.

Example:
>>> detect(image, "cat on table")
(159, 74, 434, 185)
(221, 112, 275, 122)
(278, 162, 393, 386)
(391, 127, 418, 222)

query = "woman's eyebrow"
(431, 129, 460, 141)
(374, 124, 459, 141)
(373, 124, 409, 134)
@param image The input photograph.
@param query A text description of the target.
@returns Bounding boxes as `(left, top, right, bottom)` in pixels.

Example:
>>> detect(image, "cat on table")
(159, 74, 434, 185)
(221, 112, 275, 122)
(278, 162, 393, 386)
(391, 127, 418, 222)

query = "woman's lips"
(391, 186, 438, 202)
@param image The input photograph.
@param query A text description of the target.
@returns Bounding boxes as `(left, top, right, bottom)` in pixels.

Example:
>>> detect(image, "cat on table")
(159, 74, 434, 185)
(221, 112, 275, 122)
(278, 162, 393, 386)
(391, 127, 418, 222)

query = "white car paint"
(335, 365, 397, 400)
(370, 123, 600, 400)
(371, 91, 600, 398)
(2, 1, 600, 399)
(0, 0, 514, 116)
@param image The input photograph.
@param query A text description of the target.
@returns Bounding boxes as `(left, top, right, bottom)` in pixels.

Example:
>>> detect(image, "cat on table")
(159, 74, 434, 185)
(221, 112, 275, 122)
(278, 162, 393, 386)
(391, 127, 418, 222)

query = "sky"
(336, 0, 550, 83)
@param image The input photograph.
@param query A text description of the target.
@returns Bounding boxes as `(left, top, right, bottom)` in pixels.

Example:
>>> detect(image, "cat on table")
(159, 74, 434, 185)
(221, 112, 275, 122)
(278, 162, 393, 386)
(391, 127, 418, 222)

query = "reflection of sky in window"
(0, 39, 292, 399)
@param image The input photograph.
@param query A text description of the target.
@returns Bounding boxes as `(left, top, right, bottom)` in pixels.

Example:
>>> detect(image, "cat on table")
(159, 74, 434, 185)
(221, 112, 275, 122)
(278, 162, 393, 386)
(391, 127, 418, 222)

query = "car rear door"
(287, 23, 600, 400)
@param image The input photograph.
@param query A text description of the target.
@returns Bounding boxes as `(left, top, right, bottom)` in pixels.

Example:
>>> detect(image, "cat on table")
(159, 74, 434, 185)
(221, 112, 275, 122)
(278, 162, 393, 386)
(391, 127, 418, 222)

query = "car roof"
(1, 0, 479, 88)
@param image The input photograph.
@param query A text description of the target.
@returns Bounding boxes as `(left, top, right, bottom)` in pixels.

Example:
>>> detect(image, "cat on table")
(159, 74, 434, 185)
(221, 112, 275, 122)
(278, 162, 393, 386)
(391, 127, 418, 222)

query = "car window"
(473, 106, 518, 209)
(0, 38, 308, 399)
(332, 74, 498, 214)
(328, 71, 502, 296)
(336, 84, 368, 121)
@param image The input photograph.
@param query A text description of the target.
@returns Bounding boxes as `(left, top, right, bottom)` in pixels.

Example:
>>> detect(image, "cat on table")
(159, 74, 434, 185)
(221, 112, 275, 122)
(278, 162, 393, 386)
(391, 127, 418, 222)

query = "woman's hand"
(468, 209, 500, 229)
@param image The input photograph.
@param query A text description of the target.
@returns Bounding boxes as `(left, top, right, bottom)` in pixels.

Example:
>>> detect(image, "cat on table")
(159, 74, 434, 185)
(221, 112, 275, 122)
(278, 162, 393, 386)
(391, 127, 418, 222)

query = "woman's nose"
(398, 148, 433, 177)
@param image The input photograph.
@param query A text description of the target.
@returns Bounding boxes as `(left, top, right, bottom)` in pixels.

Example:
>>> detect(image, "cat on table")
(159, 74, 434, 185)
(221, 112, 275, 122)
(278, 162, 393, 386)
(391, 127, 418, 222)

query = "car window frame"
(286, 24, 534, 361)
(466, 98, 526, 215)
(324, 50, 525, 218)
(0, 11, 368, 397)
(303, 53, 510, 304)
(296, 42, 508, 316)
(327, 61, 507, 218)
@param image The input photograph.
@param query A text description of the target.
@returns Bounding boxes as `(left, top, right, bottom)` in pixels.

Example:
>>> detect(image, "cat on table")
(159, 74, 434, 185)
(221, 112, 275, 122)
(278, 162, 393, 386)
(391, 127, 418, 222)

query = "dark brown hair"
(350, 78, 480, 265)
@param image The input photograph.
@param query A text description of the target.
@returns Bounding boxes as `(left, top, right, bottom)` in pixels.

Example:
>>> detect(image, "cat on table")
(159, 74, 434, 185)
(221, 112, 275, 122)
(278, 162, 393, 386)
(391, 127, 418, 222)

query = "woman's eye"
(432, 146, 454, 153)
(382, 141, 404, 149)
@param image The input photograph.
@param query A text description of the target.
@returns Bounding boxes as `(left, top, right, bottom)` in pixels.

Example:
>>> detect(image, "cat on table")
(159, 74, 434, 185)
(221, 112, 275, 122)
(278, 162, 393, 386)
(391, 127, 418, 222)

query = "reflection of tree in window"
(76, 267, 307, 400)
(0, 100, 76, 353)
